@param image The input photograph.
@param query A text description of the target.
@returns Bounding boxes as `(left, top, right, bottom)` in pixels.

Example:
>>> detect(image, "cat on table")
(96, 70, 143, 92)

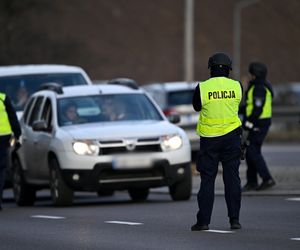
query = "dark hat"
(249, 62, 267, 79)
(208, 52, 232, 70)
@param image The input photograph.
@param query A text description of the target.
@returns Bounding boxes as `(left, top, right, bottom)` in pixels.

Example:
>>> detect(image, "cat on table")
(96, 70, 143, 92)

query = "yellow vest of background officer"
(245, 85, 272, 119)
(0, 93, 13, 136)
(196, 77, 242, 137)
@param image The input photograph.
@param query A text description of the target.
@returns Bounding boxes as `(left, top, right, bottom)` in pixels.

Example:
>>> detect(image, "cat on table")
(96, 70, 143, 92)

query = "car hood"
(62, 120, 181, 140)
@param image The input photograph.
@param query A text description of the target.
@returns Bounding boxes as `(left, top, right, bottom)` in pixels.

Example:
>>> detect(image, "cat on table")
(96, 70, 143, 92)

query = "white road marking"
(206, 229, 235, 234)
(286, 198, 300, 201)
(31, 215, 66, 220)
(291, 238, 300, 241)
(105, 221, 143, 226)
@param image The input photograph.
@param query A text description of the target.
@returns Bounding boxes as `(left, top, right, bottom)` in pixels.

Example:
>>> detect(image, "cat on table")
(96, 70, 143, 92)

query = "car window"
(23, 97, 35, 123)
(28, 96, 44, 126)
(167, 90, 194, 106)
(57, 94, 163, 126)
(40, 98, 53, 131)
(0, 73, 88, 111)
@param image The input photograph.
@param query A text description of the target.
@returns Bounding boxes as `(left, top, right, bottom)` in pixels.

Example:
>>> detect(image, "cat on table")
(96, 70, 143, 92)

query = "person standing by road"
(191, 52, 243, 231)
(241, 62, 275, 191)
(0, 92, 21, 210)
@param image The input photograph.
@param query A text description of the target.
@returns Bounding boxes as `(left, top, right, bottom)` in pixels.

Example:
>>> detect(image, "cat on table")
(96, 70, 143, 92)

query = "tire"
(49, 158, 73, 206)
(169, 165, 192, 201)
(97, 189, 114, 197)
(12, 158, 36, 206)
(128, 188, 149, 202)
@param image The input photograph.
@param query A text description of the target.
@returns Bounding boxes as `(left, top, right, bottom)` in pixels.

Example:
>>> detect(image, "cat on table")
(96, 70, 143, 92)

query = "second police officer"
(241, 62, 275, 191)
(191, 52, 243, 231)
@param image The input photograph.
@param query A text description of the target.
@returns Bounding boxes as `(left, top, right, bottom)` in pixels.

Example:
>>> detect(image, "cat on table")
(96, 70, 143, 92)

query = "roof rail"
(39, 82, 63, 94)
(107, 78, 139, 90)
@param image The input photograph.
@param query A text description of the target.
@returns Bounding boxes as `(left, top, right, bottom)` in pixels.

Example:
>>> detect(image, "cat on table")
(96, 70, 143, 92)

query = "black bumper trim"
(61, 160, 190, 192)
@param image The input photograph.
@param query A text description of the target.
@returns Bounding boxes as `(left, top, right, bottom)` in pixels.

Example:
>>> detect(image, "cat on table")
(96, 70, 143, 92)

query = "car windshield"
(0, 73, 88, 111)
(167, 90, 194, 106)
(57, 94, 163, 127)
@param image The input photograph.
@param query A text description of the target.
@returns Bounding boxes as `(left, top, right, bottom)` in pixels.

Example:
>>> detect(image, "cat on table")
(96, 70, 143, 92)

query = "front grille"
(101, 144, 161, 155)
(99, 140, 123, 144)
(98, 167, 165, 182)
(99, 137, 162, 155)
(137, 137, 159, 142)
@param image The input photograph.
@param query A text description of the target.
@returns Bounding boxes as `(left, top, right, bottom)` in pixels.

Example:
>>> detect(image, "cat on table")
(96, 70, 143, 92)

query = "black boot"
(230, 218, 241, 229)
(191, 223, 209, 231)
(242, 183, 258, 192)
(256, 179, 276, 191)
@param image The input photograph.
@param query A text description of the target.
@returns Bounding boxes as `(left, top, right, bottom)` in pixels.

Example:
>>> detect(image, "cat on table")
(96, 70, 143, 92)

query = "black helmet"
(249, 62, 267, 79)
(208, 52, 232, 70)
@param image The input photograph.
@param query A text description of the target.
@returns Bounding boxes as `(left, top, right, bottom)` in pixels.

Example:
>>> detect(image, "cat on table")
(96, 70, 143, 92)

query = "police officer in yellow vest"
(0, 92, 21, 210)
(241, 62, 275, 191)
(191, 52, 243, 231)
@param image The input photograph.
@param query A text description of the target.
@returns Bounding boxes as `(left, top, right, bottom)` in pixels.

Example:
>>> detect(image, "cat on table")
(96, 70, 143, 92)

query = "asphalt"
(196, 162, 300, 196)
(155, 157, 300, 196)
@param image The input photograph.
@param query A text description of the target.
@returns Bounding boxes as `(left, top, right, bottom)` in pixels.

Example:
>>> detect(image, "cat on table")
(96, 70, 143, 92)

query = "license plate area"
(112, 154, 152, 169)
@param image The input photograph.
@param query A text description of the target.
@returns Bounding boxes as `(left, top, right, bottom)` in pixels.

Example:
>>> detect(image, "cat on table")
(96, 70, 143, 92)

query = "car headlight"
(72, 140, 99, 156)
(161, 134, 183, 151)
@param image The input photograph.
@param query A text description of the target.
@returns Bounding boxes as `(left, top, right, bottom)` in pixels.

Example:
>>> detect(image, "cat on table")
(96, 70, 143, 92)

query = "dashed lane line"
(31, 215, 66, 220)
(285, 197, 300, 201)
(205, 230, 235, 234)
(105, 221, 143, 226)
(291, 238, 300, 241)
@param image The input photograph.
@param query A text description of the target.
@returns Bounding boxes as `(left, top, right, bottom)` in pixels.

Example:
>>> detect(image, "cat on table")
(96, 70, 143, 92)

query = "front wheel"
(49, 158, 73, 206)
(12, 158, 36, 206)
(128, 188, 149, 202)
(169, 165, 192, 201)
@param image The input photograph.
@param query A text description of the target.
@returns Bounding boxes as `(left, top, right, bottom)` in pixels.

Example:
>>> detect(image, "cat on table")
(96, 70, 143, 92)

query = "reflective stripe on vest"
(196, 77, 242, 137)
(0, 93, 12, 136)
(245, 85, 272, 119)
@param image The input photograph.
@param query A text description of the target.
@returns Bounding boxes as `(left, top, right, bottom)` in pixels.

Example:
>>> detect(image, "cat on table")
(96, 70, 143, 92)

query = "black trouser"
(245, 124, 272, 184)
(0, 136, 10, 205)
(196, 128, 241, 225)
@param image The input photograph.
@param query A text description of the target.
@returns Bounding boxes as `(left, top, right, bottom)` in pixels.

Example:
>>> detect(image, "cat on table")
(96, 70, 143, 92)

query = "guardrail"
(268, 106, 300, 142)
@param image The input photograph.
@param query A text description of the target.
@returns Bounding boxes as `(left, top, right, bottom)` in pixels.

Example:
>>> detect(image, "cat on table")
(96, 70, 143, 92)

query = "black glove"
(240, 130, 250, 160)
(14, 140, 21, 150)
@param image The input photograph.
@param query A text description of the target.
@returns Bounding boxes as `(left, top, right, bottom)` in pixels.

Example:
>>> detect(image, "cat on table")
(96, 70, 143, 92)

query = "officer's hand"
(243, 120, 254, 131)
(15, 140, 21, 150)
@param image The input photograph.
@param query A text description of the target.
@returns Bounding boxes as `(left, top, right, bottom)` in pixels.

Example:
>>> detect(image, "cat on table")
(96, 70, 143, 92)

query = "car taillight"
(163, 108, 177, 116)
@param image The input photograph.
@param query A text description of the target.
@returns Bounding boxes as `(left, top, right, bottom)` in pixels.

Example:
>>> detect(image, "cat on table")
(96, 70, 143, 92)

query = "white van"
(0, 64, 92, 118)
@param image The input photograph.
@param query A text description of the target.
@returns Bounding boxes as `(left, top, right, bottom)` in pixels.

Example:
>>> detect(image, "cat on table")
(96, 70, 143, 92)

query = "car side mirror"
(167, 113, 181, 124)
(32, 120, 48, 131)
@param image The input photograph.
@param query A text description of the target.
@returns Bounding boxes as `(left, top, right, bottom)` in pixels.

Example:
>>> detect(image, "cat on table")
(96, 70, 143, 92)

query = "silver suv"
(143, 82, 199, 151)
(11, 82, 191, 206)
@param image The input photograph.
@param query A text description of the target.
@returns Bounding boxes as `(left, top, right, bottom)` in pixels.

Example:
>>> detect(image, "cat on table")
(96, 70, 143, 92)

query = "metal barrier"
(268, 106, 300, 142)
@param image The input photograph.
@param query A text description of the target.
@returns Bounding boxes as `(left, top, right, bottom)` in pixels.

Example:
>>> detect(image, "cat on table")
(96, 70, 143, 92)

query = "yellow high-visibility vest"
(196, 77, 242, 137)
(0, 93, 12, 136)
(245, 85, 272, 119)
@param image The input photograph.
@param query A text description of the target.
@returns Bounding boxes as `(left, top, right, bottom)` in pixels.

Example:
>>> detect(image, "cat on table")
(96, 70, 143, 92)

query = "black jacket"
(0, 95, 21, 147)
(241, 78, 273, 127)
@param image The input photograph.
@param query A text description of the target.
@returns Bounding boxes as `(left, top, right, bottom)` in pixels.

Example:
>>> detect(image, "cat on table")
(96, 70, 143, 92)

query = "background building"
(0, 0, 300, 85)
